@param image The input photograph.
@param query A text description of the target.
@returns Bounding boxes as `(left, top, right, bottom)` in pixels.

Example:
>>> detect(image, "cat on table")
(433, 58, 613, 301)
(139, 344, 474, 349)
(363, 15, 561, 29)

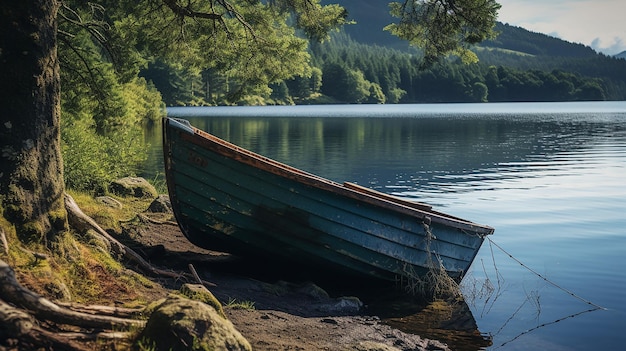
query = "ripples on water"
(161, 102, 626, 350)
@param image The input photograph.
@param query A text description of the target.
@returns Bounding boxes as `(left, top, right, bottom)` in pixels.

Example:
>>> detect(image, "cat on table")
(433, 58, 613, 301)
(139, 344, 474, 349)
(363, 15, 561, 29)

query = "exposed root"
(0, 194, 218, 350)
(55, 302, 145, 318)
(65, 193, 182, 280)
(0, 259, 145, 329)
(0, 258, 145, 350)
(137, 213, 178, 226)
(0, 228, 8, 255)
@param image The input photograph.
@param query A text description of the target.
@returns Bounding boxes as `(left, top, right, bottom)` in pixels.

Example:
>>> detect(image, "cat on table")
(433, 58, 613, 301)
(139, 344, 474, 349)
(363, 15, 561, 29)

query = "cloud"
(591, 37, 626, 56)
(497, 0, 626, 55)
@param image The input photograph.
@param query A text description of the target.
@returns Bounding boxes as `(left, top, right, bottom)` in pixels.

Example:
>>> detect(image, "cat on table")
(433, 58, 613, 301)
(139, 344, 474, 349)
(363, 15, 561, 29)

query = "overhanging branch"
(161, 0, 223, 20)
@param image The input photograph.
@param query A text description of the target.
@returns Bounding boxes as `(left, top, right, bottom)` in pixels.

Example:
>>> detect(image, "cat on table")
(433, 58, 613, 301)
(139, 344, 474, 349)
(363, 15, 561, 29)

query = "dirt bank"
(119, 213, 491, 351)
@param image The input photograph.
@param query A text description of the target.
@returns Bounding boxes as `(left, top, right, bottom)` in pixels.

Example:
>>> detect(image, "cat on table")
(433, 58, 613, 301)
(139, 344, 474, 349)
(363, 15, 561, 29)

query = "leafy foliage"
(58, 2, 164, 192)
(385, 0, 501, 66)
(111, 0, 347, 103)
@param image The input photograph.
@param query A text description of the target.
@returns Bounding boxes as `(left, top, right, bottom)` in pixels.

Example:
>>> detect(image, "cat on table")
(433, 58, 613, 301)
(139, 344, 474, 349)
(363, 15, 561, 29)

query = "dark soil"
(119, 214, 492, 351)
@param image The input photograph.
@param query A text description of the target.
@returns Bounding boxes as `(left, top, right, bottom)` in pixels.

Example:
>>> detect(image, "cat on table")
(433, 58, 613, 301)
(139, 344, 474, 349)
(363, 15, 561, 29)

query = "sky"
(496, 0, 626, 56)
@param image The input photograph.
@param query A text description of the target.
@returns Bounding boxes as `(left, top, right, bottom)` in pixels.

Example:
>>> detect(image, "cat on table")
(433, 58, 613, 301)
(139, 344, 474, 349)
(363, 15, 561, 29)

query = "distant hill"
(322, 0, 599, 57)
(312, 1, 626, 101)
(323, 1, 626, 89)
(482, 23, 598, 58)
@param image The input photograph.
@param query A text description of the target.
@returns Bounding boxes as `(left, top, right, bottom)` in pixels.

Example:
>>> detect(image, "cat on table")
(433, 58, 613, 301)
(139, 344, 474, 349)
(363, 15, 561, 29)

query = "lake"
(150, 101, 626, 350)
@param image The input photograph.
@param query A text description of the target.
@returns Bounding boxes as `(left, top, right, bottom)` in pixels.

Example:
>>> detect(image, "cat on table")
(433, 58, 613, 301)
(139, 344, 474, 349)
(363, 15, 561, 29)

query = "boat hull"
(163, 118, 493, 283)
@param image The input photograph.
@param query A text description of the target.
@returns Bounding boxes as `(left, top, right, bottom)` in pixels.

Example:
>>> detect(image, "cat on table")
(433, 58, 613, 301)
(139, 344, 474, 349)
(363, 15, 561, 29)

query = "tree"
(1, 0, 68, 244)
(321, 62, 371, 102)
(471, 81, 489, 102)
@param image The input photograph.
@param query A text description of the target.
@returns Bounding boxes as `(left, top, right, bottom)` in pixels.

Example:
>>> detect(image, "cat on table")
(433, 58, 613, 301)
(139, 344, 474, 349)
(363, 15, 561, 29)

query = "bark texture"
(0, 0, 67, 242)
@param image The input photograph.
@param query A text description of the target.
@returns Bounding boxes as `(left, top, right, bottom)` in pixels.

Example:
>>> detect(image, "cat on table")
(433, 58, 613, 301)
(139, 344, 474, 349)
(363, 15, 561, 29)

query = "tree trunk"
(0, 0, 67, 243)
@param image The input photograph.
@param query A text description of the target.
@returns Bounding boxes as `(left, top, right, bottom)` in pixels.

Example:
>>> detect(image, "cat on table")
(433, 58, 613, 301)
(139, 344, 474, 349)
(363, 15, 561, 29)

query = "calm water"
(155, 102, 626, 350)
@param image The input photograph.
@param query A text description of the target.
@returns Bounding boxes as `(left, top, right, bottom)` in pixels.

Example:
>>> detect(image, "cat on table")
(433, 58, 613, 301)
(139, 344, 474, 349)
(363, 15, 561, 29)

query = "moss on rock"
(139, 296, 251, 351)
(109, 177, 157, 199)
(179, 283, 226, 319)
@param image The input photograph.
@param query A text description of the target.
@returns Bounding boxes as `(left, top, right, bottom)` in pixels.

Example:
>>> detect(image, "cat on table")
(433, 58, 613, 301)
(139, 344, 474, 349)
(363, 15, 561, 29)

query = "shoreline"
(122, 212, 490, 350)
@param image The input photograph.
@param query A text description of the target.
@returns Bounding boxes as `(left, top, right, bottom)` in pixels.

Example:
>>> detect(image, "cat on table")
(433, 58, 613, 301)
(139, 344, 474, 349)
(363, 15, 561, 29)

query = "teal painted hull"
(163, 118, 494, 283)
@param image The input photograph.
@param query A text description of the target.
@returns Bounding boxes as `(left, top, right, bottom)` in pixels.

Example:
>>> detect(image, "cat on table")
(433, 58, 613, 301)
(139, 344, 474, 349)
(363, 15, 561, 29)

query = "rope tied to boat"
(422, 216, 436, 240)
(487, 237, 607, 311)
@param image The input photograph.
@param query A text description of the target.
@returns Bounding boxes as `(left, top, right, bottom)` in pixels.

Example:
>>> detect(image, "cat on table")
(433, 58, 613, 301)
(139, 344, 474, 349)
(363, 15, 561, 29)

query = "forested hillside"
(305, 33, 611, 103)
(143, 0, 626, 105)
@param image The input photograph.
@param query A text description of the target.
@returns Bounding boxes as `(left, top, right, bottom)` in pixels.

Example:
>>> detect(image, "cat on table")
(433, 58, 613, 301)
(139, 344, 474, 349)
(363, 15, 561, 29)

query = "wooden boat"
(163, 117, 494, 284)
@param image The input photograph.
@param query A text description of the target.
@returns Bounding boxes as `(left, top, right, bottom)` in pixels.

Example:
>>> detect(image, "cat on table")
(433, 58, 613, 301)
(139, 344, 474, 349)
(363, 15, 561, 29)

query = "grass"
(66, 190, 155, 233)
(147, 171, 168, 195)
(225, 298, 256, 310)
(1, 189, 162, 306)
(135, 337, 157, 351)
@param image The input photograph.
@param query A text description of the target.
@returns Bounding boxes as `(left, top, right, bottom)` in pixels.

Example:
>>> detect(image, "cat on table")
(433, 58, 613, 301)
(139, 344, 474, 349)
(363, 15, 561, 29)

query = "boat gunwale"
(165, 117, 494, 235)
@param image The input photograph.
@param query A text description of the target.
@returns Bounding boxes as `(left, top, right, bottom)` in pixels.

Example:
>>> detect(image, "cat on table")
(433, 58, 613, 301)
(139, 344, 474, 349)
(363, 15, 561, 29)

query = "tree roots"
(0, 193, 215, 350)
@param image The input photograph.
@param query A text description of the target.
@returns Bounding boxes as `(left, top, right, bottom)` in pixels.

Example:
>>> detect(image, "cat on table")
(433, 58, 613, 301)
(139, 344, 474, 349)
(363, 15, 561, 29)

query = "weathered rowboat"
(163, 117, 494, 284)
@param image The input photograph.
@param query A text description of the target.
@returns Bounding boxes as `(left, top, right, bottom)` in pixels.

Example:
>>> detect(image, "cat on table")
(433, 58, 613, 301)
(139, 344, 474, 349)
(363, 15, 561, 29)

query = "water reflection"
(366, 293, 493, 351)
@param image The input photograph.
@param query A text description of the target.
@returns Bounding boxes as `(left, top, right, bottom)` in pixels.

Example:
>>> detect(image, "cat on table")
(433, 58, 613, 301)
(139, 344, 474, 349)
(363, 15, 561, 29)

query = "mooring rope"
(486, 237, 607, 311)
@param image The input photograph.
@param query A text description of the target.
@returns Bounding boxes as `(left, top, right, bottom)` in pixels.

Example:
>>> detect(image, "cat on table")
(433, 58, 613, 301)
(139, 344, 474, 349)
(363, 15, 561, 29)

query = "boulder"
(109, 177, 157, 199)
(147, 194, 172, 213)
(179, 283, 225, 318)
(140, 296, 251, 351)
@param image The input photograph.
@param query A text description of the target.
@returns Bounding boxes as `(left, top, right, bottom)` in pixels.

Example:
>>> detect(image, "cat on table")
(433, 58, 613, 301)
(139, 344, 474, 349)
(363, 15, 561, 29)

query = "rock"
(294, 281, 330, 300)
(140, 296, 251, 351)
(314, 296, 363, 315)
(109, 177, 157, 199)
(147, 194, 172, 213)
(179, 283, 225, 318)
(350, 341, 403, 351)
(95, 196, 123, 209)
